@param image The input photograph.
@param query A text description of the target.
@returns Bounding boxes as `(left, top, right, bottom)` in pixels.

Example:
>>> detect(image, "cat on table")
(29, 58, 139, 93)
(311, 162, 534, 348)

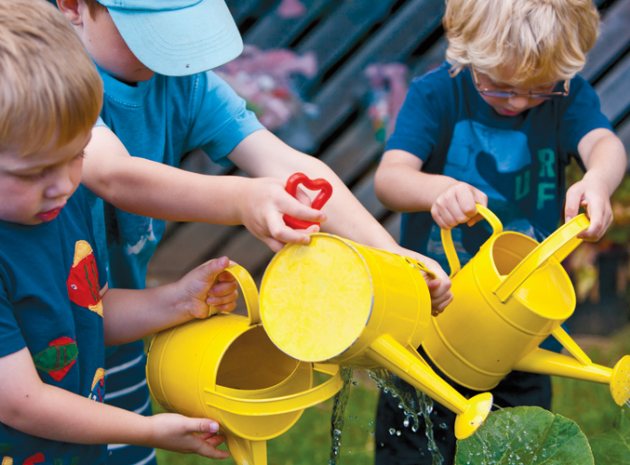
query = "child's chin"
(491, 106, 518, 116)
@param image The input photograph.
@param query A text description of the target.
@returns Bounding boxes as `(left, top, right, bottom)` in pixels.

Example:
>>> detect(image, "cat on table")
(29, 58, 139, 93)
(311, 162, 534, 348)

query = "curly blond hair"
(0, 0, 103, 157)
(443, 0, 600, 86)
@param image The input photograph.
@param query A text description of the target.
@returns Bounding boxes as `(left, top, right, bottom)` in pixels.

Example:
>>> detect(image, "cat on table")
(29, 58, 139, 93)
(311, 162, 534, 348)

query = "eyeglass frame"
(470, 67, 570, 100)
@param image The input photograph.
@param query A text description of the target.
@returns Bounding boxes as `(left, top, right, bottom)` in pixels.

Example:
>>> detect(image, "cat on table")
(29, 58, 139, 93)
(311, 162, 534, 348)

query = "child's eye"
(16, 170, 46, 180)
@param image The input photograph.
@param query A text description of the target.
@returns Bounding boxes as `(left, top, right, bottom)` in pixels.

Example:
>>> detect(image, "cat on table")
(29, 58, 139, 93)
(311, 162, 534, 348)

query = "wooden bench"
(147, 0, 630, 287)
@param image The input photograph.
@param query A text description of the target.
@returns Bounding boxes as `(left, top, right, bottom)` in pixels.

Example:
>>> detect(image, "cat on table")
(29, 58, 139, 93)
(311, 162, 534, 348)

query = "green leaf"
(589, 408, 630, 465)
(455, 406, 594, 465)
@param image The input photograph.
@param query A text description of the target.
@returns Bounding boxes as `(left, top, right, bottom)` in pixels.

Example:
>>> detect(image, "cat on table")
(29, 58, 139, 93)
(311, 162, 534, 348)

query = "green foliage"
(454, 407, 594, 465)
(589, 408, 630, 465)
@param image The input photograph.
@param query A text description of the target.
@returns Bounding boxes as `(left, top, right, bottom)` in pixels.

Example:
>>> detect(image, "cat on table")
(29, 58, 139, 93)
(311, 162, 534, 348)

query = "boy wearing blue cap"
(56, 0, 454, 463)
(0, 1, 240, 463)
(373, 0, 627, 464)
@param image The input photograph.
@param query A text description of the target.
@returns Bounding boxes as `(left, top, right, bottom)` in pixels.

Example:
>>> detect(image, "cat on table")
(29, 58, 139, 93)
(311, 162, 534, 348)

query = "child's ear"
(56, 0, 82, 26)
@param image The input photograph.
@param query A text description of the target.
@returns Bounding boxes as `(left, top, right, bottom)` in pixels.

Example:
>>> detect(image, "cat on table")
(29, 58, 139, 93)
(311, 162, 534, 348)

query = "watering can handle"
(223, 263, 261, 326)
(202, 363, 343, 415)
(283, 172, 333, 230)
(441, 204, 503, 276)
(494, 214, 590, 303)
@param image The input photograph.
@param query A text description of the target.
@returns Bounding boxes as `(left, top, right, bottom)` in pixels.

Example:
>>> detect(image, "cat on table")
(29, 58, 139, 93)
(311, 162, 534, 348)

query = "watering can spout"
(368, 334, 492, 439)
(227, 436, 268, 465)
(514, 349, 630, 406)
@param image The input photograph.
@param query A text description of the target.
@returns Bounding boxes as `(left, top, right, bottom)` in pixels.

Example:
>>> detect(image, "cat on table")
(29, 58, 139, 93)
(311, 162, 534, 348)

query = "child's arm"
(229, 130, 452, 311)
(566, 127, 627, 240)
(0, 348, 229, 458)
(102, 256, 237, 346)
(82, 126, 325, 251)
(375, 149, 487, 229)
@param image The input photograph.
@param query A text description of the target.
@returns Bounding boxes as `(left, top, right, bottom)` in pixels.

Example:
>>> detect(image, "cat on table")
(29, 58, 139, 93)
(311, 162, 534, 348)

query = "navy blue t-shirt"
(387, 62, 611, 271)
(0, 186, 107, 464)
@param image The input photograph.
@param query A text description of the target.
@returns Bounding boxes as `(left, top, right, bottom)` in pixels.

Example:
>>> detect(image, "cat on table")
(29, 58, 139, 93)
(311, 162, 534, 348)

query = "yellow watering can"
(146, 264, 343, 465)
(258, 233, 493, 439)
(422, 205, 629, 406)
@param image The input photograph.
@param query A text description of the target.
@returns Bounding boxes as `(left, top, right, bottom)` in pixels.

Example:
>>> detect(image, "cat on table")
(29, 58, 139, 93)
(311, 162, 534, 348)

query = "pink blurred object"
(277, 0, 306, 18)
(365, 63, 409, 142)
(216, 45, 317, 130)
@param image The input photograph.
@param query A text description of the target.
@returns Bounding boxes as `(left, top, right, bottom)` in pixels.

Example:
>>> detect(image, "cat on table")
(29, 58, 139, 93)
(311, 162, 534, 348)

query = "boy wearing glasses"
(373, 0, 627, 463)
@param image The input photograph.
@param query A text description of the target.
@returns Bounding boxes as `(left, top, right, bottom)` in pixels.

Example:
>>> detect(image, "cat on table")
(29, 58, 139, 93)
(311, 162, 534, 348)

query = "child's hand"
(239, 177, 326, 251)
(177, 256, 238, 319)
(148, 413, 230, 459)
(565, 175, 613, 241)
(393, 246, 453, 315)
(431, 182, 487, 229)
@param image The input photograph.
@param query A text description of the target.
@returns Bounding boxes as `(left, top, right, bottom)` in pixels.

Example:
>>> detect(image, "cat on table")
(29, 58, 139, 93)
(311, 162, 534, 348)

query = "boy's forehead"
(480, 66, 559, 88)
(2, 130, 91, 165)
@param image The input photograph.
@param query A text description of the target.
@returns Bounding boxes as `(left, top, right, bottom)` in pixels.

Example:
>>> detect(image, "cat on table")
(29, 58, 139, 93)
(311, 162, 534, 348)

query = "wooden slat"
(616, 118, 630, 164)
(582, 0, 630, 82)
(226, 0, 273, 25)
(595, 52, 630, 126)
(244, 0, 337, 49)
(293, 0, 399, 95)
(147, 223, 233, 284)
(306, 0, 445, 144)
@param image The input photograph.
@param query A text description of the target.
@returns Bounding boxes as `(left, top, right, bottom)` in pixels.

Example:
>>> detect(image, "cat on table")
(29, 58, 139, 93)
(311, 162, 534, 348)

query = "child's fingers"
(199, 256, 231, 283)
(187, 419, 231, 459)
(282, 198, 327, 224)
(266, 214, 313, 247)
(209, 280, 238, 297)
(207, 290, 238, 308)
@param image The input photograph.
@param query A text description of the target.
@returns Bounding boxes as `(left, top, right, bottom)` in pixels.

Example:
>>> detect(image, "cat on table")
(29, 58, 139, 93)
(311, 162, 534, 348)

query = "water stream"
(327, 367, 445, 465)
(328, 367, 354, 465)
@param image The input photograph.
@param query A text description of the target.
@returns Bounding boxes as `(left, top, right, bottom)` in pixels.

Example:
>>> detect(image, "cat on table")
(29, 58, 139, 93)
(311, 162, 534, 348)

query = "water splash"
(369, 369, 444, 465)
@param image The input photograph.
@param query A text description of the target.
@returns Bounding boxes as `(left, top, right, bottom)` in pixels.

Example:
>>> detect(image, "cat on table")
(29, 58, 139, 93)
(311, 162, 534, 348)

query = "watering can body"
(422, 205, 629, 406)
(146, 264, 343, 465)
(259, 233, 493, 439)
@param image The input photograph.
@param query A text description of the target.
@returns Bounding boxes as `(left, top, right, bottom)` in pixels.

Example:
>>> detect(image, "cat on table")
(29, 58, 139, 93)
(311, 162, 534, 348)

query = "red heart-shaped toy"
(283, 172, 333, 229)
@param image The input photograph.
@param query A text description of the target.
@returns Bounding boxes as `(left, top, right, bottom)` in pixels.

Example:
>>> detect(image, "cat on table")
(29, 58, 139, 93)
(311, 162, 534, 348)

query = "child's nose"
(507, 95, 530, 110)
(45, 165, 75, 198)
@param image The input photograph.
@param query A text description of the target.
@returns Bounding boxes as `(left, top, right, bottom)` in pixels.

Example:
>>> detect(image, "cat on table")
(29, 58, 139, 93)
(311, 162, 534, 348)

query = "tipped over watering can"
(422, 205, 629, 406)
(146, 264, 343, 465)
(258, 233, 493, 439)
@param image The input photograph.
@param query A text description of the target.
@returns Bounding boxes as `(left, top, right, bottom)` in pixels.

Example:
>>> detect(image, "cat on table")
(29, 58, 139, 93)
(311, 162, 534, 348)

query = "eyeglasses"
(471, 67, 570, 100)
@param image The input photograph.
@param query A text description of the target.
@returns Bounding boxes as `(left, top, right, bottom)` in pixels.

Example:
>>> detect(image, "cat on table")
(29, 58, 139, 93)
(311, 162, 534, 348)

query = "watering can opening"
(216, 326, 302, 391)
(260, 234, 374, 362)
(491, 234, 575, 322)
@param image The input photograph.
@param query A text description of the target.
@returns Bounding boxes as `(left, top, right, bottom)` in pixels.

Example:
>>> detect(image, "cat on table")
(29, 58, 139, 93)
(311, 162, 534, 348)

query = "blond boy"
(0, 1, 238, 462)
(374, 0, 627, 463)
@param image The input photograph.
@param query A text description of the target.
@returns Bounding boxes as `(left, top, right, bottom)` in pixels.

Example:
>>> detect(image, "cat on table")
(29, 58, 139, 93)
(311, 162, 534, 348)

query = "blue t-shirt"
(388, 62, 611, 271)
(0, 186, 107, 464)
(95, 69, 263, 290)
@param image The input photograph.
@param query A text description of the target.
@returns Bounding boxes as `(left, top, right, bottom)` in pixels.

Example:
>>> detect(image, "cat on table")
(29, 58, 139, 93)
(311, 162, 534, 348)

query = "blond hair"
(443, 0, 600, 86)
(0, 0, 103, 157)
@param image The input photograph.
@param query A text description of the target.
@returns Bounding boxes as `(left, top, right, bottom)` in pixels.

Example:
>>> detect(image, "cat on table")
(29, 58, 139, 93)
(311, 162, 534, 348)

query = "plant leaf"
(455, 406, 594, 465)
(589, 408, 630, 465)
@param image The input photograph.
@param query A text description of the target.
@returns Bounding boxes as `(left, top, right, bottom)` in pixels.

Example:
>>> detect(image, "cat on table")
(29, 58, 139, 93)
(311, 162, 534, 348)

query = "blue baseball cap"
(97, 0, 243, 76)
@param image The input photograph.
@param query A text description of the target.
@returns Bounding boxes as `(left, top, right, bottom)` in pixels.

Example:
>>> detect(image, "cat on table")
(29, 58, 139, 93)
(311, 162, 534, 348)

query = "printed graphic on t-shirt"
(89, 368, 106, 402)
(426, 119, 558, 261)
(67, 240, 103, 316)
(32, 336, 78, 382)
